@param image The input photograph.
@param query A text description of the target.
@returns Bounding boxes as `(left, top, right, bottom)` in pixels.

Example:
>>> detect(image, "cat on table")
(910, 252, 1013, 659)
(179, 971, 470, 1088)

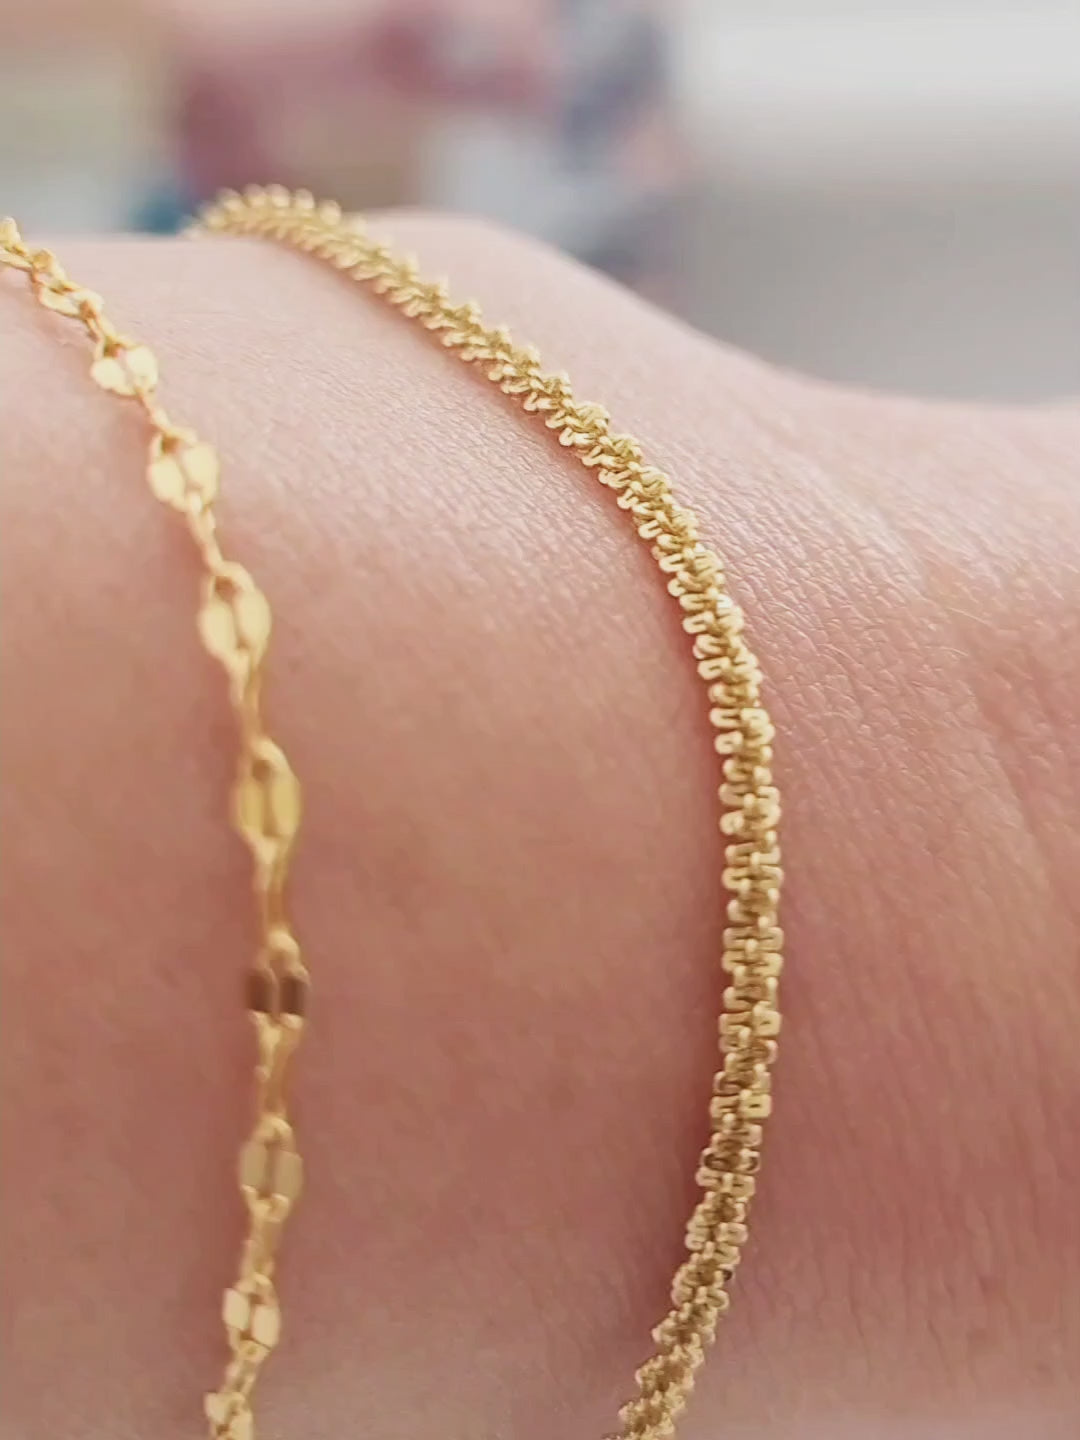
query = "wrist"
(2, 218, 1077, 1440)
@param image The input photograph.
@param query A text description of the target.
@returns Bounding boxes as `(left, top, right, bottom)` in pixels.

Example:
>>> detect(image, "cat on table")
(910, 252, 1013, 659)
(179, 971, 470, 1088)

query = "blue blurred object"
(130, 184, 194, 236)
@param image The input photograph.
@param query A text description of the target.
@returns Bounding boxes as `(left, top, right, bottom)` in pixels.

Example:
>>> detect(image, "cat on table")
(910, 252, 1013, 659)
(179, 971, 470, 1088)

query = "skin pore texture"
(1, 217, 1078, 1440)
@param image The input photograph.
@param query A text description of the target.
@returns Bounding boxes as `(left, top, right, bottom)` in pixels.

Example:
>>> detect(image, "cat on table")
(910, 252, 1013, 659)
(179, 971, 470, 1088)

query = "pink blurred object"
(167, 0, 691, 298)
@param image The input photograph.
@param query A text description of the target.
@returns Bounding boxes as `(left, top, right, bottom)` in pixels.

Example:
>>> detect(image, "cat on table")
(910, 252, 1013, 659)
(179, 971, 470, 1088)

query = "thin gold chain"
(1, 218, 308, 1440)
(200, 187, 784, 1440)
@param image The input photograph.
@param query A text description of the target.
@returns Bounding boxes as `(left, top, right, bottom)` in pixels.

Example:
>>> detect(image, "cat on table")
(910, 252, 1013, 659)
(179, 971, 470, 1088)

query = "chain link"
(1, 216, 307, 1440)
(2, 199, 784, 1440)
(199, 187, 784, 1440)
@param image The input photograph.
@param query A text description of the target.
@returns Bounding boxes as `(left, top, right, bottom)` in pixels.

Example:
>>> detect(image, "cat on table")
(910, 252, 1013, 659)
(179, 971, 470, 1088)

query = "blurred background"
(1, 0, 1077, 400)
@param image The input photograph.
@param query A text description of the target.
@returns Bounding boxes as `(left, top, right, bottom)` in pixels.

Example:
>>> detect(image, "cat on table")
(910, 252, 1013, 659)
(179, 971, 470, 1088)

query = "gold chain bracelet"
(3, 195, 783, 1440)
(1, 219, 308, 1440)
(198, 188, 784, 1440)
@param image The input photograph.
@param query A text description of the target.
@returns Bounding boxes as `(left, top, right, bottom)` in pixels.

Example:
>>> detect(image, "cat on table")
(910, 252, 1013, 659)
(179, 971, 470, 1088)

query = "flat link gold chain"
(1, 217, 308, 1440)
(199, 187, 784, 1440)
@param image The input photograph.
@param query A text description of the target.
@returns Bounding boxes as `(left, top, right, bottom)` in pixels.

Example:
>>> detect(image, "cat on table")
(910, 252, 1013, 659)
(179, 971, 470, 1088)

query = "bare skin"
(1, 218, 1078, 1440)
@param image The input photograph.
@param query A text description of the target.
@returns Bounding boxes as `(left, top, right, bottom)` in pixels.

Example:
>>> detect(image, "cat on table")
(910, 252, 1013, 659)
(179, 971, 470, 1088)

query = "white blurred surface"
(671, 2, 1080, 398)
(676, 3, 1080, 179)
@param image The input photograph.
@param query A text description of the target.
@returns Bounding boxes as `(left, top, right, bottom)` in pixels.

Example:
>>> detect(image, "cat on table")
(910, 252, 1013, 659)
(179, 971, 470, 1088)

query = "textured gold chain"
(200, 187, 784, 1440)
(1, 218, 308, 1440)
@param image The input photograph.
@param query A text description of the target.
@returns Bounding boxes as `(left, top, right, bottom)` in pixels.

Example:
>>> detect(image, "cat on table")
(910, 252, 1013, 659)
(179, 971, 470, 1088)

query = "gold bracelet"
(1, 219, 307, 1440)
(3, 195, 783, 1440)
(198, 188, 784, 1440)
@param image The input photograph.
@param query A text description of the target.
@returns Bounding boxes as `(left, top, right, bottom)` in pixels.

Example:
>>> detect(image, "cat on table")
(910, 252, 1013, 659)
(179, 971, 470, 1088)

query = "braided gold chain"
(1, 218, 308, 1440)
(199, 187, 784, 1440)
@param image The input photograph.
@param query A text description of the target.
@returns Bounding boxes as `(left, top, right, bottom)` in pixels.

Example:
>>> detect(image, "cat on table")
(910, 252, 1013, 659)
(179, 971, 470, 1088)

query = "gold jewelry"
(199, 188, 784, 1440)
(1, 219, 308, 1440)
(2, 197, 783, 1440)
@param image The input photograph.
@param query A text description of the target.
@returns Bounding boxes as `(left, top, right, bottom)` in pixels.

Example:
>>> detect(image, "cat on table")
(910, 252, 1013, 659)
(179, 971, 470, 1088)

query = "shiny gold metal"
(1, 199, 784, 1440)
(200, 187, 785, 1440)
(1, 219, 308, 1440)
